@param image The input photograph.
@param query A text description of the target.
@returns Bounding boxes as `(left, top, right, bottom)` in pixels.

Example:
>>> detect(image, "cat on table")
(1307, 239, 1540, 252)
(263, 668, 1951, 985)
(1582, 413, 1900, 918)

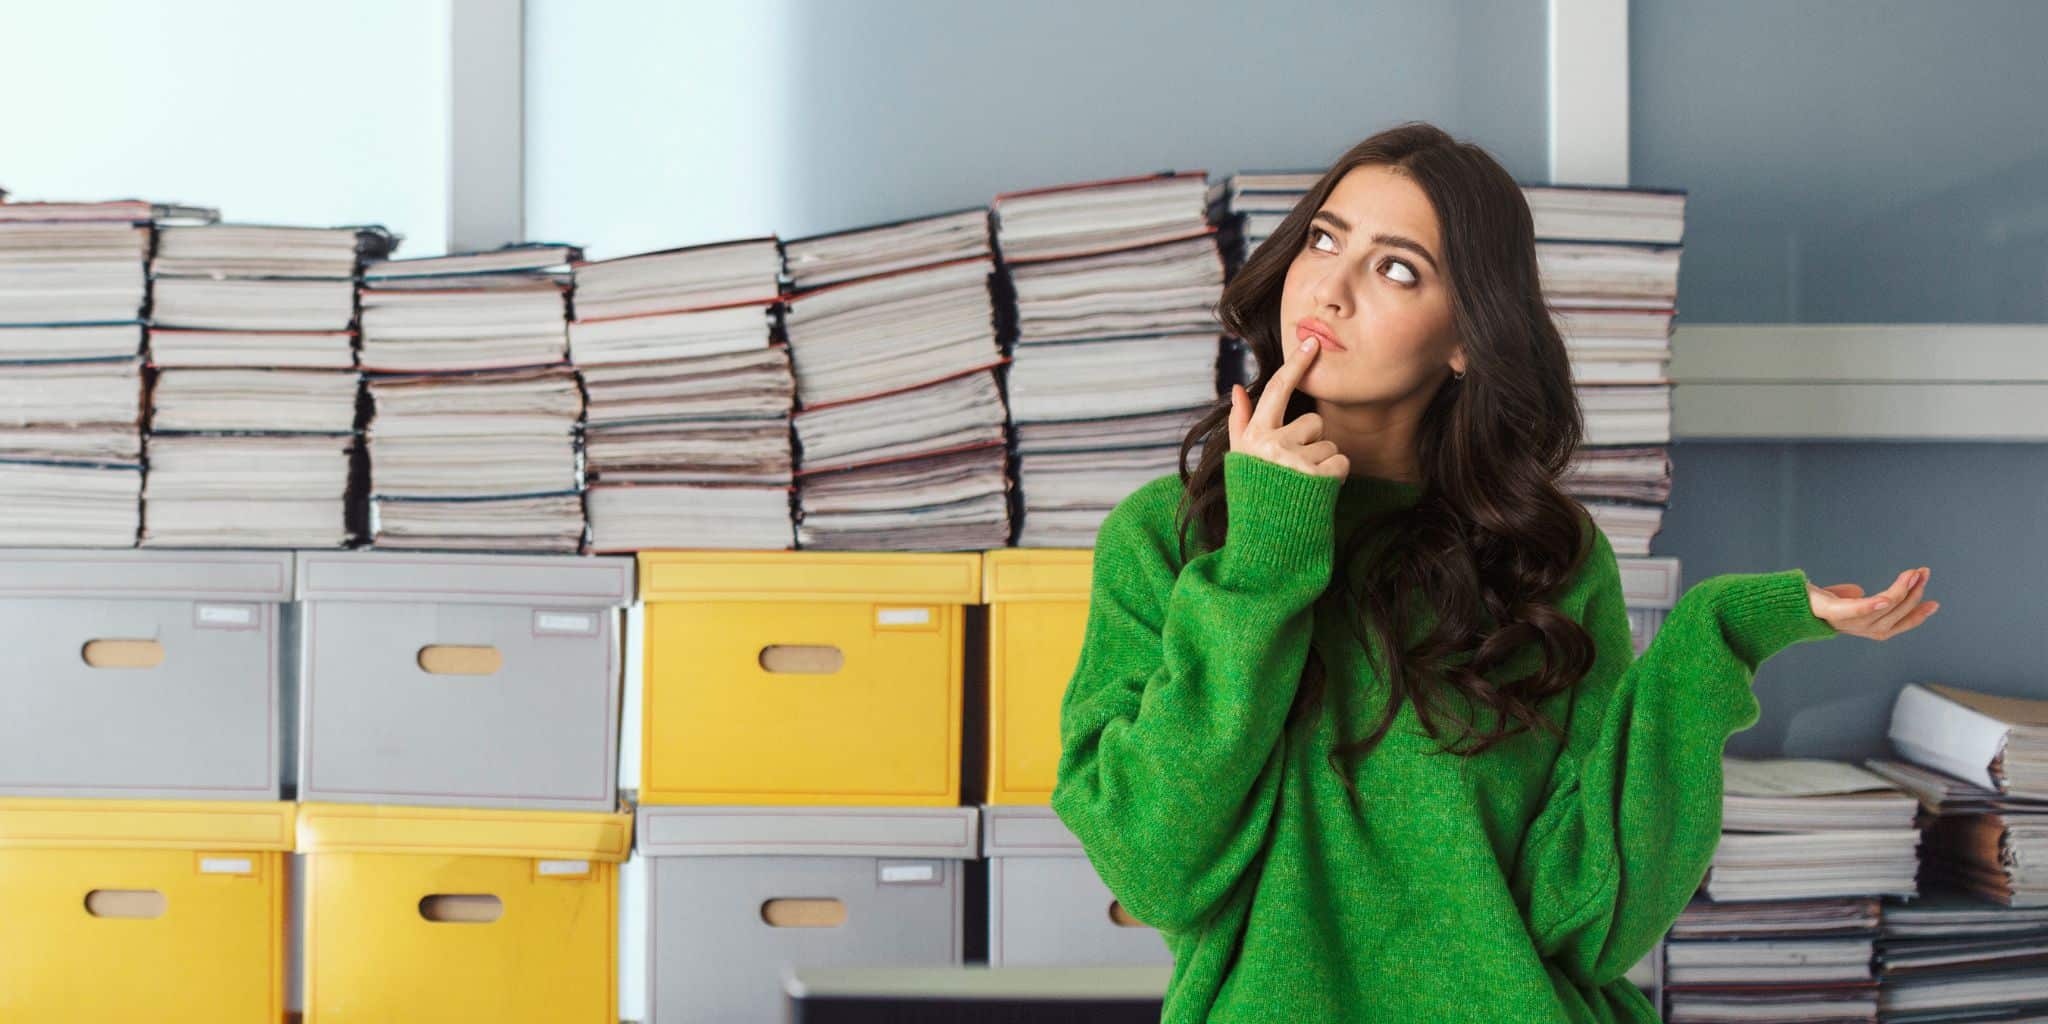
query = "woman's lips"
(1296, 318, 1345, 352)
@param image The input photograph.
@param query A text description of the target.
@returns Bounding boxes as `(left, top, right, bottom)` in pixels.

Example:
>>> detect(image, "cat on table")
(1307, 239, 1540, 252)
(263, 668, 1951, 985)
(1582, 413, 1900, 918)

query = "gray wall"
(527, 0, 1549, 258)
(1635, 0, 2048, 757)
(1662, 441, 2048, 760)
(1632, 0, 2048, 323)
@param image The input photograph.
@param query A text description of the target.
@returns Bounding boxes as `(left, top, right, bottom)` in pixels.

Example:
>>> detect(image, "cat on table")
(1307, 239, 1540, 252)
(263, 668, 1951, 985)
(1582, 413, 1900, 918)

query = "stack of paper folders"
(0, 199, 190, 545)
(992, 172, 1222, 547)
(1705, 758, 1922, 903)
(143, 367, 359, 547)
(358, 242, 578, 372)
(364, 365, 585, 551)
(571, 236, 793, 550)
(1663, 897, 1883, 1024)
(1871, 689, 2048, 910)
(792, 369, 1010, 551)
(1876, 893, 2048, 1021)
(785, 210, 1010, 551)
(0, 355, 145, 546)
(581, 347, 796, 552)
(150, 223, 392, 332)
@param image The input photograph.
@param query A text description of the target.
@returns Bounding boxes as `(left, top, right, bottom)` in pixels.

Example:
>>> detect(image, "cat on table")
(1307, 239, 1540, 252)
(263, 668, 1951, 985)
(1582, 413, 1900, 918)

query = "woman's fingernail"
(1875, 600, 1892, 610)
(1299, 337, 1316, 352)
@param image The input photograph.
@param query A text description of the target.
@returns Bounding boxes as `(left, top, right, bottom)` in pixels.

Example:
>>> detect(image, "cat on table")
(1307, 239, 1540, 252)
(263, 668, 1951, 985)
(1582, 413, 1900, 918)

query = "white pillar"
(448, 0, 525, 253)
(1547, 0, 1631, 186)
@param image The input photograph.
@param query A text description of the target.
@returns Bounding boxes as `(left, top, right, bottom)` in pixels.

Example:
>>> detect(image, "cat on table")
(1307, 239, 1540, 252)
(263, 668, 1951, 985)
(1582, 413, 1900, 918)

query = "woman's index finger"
(1255, 344, 1318, 428)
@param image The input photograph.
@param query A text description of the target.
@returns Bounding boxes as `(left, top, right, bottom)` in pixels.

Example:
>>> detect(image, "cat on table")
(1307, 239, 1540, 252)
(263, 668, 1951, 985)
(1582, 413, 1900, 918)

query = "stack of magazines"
(1704, 758, 1922, 903)
(1530, 185, 1685, 557)
(143, 222, 390, 547)
(0, 199, 211, 545)
(1871, 684, 2048, 908)
(1663, 897, 1883, 1024)
(359, 242, 578, 372)
(992, 172, 1221, 547)
(1658, 759, 1920, 1024)
(364, 365, 585, 551)
(570, 238, 793, 551)
(1875, 892, 2048, 1021)
(784, 210, 1009, 552)
(358, 243, 593, 551)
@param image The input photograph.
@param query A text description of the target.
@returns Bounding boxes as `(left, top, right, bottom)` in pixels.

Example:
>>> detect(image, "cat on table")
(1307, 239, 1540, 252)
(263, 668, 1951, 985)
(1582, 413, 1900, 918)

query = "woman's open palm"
(1808, 567, 1938, 641)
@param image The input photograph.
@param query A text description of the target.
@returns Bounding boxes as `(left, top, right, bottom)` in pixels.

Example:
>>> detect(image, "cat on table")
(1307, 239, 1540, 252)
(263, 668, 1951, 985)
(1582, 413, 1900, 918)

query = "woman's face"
(1278, 163, 1464, 404)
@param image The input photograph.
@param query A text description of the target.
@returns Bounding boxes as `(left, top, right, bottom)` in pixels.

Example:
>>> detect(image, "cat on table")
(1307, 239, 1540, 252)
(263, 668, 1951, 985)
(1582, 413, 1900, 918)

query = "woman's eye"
(1309, 228, 1337, 253)
(1382, 259, 1417, 285)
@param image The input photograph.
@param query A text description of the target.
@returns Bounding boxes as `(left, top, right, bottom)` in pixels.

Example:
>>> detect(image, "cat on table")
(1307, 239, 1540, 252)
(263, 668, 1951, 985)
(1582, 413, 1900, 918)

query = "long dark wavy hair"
(1177, 122, 1598, 785)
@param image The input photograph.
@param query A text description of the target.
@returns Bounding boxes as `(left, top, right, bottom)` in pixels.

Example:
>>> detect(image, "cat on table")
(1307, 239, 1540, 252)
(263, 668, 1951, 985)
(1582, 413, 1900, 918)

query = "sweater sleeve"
(1050, 452, 1339, 935)
(1509, 526, 1839, 987)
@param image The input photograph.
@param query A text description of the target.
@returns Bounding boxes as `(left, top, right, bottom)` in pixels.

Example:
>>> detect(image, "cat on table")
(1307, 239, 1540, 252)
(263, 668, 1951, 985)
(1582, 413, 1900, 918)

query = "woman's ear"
(1448, 348, 1466, 376)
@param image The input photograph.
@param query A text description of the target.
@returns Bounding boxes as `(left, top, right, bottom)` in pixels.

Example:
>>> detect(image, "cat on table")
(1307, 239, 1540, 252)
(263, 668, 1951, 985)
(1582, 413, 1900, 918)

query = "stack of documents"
(365, 365, 585, 551)
(1664, 897, 1883, 1023)
(1879, 684, 2048, 909)
(150, 223, 392, 331)
(782, 208, 992, 291)
(1706, 758, 1922, 902)
(992, 172, 1222, 548)
(0, 200, 195, 545)
(0, 356, 144, 546)
(1877, 892, 2048, 1021)
(143, 368, 359, 546)
(572, 239, 791, 551)
(792, 369, 1010, 551)
(359, 243, 577, 372)
(782, 218, 1008, 551)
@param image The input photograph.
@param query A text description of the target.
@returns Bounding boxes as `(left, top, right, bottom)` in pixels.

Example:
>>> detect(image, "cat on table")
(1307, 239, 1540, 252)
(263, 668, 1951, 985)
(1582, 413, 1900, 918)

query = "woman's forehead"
(1319, 166, 1441, 249)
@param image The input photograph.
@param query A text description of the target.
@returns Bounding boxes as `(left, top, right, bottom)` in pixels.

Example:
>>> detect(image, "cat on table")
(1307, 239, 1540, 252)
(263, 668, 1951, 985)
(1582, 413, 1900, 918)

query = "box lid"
(636, 805, 979, 859)
(294, 551, 635, 607)
(1619, 556, 1682, 608)
(296, 802, 632, 861)
(982, 548, 1092, 603)
(0, 798, 296, 851)
(638, 551, 981, 604)
(980, 804, 1085, 858)
(0, 549, 293, 602)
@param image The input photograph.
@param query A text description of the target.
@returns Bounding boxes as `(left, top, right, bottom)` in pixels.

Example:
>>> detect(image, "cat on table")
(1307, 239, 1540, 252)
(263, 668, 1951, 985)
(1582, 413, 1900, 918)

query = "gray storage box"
(0, 549, 291, 800)
(983, 805, 1171, 968)
(294, 551, 632, 811)
(637, 805, 978, 1023)
(1620, 555, 1681, 656)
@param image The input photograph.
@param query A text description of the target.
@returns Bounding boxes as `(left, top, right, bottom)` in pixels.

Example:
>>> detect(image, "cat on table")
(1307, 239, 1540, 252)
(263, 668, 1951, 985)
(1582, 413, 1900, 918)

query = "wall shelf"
(1670, 324, 2048, 441)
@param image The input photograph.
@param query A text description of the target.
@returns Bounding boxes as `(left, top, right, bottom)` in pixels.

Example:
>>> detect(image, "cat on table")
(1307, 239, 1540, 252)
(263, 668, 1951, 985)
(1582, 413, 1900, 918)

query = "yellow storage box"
(982, 549, 1094, 805)
(637, 551, 980, 806)
(0, 798, 295, 1023)
(297, 802, 632, 1023)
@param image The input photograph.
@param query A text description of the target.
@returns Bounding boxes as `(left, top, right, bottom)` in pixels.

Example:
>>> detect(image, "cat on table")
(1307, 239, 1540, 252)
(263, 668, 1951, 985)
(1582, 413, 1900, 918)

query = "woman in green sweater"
(1049, 121, 1939, 1023)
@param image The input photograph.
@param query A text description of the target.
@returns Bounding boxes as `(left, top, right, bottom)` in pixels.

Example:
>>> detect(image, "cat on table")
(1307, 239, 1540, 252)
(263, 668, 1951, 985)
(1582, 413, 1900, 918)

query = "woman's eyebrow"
(1310, 210, 1440, 273)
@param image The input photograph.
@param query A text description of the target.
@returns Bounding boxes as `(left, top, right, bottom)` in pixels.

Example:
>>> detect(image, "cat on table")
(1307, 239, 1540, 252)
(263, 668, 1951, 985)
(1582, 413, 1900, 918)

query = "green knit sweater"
(1050, 452, 1839, 1023)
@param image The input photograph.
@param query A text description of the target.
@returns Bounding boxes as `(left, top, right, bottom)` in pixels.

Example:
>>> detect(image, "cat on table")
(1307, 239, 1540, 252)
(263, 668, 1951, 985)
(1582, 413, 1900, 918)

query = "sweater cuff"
(1714, 567, 1838, 668)
(1220, 451, 1340, 585)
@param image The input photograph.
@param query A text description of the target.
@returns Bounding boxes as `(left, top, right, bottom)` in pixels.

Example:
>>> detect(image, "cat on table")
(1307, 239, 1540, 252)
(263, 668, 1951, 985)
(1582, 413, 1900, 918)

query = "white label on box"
(200, 857, 254, 875)
(876, 607, 931, 627)
(194, 603, 258, 630)
(537, 860, 591, 876)
(533, 610, 600, 636)
(879, 862, 937, 884)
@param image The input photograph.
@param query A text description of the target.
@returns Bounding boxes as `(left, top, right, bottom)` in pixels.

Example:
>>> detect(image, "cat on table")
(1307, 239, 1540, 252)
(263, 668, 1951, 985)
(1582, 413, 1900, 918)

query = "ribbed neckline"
(1335, 471, 1425, 526)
